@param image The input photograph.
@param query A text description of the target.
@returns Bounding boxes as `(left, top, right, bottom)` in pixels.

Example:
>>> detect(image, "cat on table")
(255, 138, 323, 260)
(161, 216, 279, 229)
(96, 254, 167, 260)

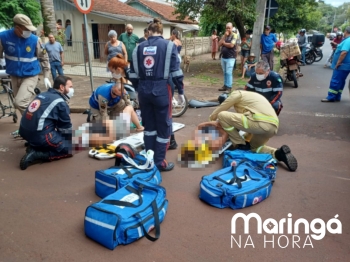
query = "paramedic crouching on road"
(244, 60, 283, 115)
(19, 76, 74, 170)
(0, 14, 51, 116)
(129, 18, 184, 172)
(209, 89, 298, 172)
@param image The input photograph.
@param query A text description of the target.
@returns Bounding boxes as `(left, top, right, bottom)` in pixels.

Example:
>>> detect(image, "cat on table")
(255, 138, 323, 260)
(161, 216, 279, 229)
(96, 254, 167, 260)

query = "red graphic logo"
(144, 56, 155, 69)
(28, 99, 41, 113)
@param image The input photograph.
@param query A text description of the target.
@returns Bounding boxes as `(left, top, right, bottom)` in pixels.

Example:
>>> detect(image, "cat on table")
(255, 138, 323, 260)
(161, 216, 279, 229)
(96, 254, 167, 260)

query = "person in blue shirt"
(45, 33, 64, 80)
(297, 29, 307, 66)
(321, 27, 350, 102)
(89, 55, 144, 131)
(260, 25, 277, 71)
(0, 14, 51, 116)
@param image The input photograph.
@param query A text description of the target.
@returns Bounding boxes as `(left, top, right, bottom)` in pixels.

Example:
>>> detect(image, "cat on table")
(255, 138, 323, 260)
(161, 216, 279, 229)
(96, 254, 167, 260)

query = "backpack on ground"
(223, 149, 277, 173)
(85, 179, 168, 250)
(95, 146, 162, 198)
(95, 162, 161, 198)
(199, 160, 276, 209)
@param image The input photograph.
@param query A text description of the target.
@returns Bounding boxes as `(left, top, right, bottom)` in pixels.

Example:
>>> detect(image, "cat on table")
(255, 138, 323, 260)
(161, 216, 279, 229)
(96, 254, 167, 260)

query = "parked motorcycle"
(305, 44, 323, 64)
(305, 33, 325, 64)
(280, 56, 300, 88)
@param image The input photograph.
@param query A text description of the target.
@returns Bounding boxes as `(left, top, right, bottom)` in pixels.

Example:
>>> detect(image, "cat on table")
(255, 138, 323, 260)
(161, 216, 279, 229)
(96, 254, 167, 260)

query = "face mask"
(67, 88, 74, 98)
(256, 74, 267, 81)
(112, 73, 122, 79)
(22, 31, 32, 39)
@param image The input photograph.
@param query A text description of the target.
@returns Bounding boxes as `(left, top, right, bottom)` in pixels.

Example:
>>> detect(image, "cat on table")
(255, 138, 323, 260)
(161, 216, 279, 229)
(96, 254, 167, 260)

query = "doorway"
(92, 24, 100, 59)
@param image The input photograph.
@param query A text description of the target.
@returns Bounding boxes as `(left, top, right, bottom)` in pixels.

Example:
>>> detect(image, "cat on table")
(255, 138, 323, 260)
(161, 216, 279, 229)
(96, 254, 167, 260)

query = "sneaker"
(218, 86, 229, 91)
(11, 129, 22, 138)
(275, 145, 298, 171)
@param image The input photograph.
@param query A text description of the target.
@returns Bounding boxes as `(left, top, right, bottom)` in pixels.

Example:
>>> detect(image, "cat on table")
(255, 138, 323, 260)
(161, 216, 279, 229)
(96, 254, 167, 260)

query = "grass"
(192, 74, 221, 85)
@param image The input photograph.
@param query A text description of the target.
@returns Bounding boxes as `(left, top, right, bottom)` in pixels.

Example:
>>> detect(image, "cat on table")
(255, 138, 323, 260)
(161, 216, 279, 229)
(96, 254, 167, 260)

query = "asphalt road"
(0, 39, 350, 261)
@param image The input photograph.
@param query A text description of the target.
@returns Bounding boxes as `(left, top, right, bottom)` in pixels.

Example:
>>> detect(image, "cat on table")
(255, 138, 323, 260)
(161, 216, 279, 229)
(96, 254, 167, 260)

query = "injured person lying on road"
(179, 90, 298, 171)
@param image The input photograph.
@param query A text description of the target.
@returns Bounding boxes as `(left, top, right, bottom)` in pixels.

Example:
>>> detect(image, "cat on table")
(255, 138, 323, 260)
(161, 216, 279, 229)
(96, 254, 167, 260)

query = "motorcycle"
(314, 46, 323, 62)
(84, 81, 188, 122)
(280, 56, 300, 88)
(305, 42, 324, 64)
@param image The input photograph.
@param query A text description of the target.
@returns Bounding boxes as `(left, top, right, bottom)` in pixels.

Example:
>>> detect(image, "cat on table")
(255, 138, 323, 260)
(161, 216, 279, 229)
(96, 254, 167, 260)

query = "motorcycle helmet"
(336, 32, 343, 36)
(300, 29, 306, 34)
(218, 93, 228, 104)
(114, 143, 138, 166)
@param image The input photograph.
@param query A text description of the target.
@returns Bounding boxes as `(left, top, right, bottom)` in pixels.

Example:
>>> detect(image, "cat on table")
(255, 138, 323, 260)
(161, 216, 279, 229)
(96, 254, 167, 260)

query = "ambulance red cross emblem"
(266, 80, 272, 87)
(144, 56, 155, 69)
(28, 99, 41, 113)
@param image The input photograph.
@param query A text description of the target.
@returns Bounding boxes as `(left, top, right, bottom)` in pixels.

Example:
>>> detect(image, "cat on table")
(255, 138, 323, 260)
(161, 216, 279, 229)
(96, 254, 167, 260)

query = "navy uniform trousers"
(138, 79, 172, 168)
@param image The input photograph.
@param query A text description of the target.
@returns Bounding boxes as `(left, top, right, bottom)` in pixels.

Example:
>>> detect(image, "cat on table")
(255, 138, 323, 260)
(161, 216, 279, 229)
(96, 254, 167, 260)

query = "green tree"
(268, 0, 320, 34)
(0, 0, 41, 29)
(173, 0, 257, 37)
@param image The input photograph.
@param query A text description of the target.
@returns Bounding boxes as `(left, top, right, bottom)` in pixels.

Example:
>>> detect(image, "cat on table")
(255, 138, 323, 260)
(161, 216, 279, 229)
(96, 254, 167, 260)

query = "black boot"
(274, 145, 298, 172)
(20, 149, 50, 170)
(168, 134, 178, 150)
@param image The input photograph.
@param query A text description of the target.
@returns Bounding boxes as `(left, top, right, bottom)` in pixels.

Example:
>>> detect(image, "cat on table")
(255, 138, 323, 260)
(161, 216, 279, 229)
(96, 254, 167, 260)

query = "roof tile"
(137, 0, 196, 24)
(67, 0, 151, 18)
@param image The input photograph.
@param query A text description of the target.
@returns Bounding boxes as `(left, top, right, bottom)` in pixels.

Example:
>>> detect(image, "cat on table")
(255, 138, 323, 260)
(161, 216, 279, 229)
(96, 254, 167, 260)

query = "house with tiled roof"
(126, 0, 199, 36)
(51, 0, 174, 64)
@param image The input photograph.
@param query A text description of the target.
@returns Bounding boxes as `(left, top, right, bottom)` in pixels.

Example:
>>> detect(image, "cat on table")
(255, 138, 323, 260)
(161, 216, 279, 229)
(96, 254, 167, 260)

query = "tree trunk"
(233, 15, 246, 38)
(40, 0, 57, 36)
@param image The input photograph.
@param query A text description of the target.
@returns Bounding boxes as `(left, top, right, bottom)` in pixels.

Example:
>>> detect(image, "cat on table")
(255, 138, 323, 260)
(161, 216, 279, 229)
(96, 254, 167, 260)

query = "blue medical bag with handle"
(95, 151, 162, 198)
(199, 160, 276, 209)
(223, 149, 277, 177)
(85, 179, 168, 250)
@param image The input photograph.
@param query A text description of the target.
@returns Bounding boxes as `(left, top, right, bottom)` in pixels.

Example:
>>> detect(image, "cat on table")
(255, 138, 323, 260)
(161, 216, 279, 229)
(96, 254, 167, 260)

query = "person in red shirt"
(325, 32, 343, 67)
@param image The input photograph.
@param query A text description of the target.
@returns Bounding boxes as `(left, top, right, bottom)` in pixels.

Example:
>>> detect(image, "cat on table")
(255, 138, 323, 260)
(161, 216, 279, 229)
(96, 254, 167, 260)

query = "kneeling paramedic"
(19, 75, 74, 170)
(129, 18, 184, 171)
(244, 60, 283, 115)
(209, 89, 298, 171)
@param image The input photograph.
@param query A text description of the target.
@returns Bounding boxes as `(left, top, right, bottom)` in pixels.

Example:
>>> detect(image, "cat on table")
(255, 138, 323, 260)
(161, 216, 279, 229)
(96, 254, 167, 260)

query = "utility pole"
(251, 0, 268, 59)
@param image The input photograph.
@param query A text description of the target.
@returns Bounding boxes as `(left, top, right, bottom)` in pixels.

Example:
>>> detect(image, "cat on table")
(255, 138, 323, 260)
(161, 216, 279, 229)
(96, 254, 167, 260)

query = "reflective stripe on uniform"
(339, 90, 343, 93)
(253, 114, 279, 126)
(163, 41, 174, 79)
(5, 54, 38, 62)
(223, 126, 235, 131)
(246, 83, 254, 89)
(156, 137, 169, 143)
(242, 115, 249, 129)
(132, 47, 139, 77)
(246, 83, 273, 93)
(129, 73, 138, 79)
(171, 69, 183, 78)
(328, 89, 338, 94)
(144, 130, 157, 136)
(273, 88, 283, 91)
(37, 98, 65, 131)
(57, 127, 72, 133)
